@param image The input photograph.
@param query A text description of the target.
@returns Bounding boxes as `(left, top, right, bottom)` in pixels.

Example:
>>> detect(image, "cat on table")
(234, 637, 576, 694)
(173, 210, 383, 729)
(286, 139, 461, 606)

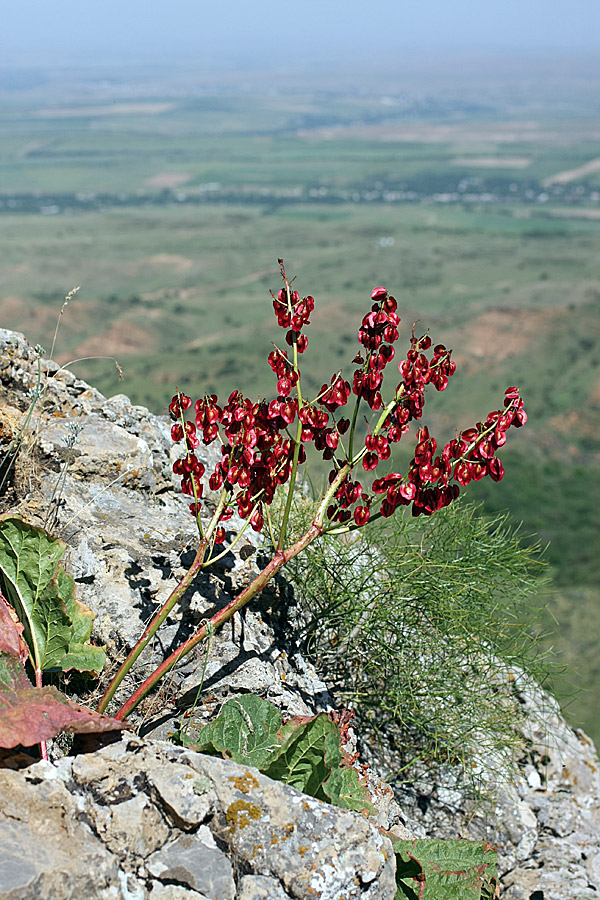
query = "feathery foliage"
(284, 497, 549, 776)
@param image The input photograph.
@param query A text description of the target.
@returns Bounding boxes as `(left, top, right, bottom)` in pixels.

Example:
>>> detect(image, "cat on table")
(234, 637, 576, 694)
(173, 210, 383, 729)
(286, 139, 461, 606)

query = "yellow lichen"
(228, 772, 259, 794)
(270, 822, 294, 845)
(225, 799, 262, 831)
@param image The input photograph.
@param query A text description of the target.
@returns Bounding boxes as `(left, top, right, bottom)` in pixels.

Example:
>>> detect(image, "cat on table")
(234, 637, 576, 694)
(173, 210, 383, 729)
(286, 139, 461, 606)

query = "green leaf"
(264, 713, 335, 798)
(58, 567, 106, 673)
(320, 743, 376, 816)
(0, 516, 105, 674)
(0, 591, 128, 748)
(264, 713, 375, 815)
(192, 694, 285, 768)
(0, 515, 69, 671)
(391, 837, 499, 900)
(191, 695, 376, 816)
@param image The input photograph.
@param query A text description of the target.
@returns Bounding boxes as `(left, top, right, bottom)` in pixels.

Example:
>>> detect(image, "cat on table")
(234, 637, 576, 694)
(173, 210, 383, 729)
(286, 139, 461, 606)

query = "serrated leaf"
(0, 516, 105, 674)
(391, 837, 499, 900)
(0, 592, 128, 748)
(192, 694, 285, 768)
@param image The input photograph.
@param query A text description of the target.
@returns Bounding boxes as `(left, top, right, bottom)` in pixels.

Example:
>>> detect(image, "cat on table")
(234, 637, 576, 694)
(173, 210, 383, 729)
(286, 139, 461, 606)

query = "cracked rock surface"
(0, 737, 397, 900)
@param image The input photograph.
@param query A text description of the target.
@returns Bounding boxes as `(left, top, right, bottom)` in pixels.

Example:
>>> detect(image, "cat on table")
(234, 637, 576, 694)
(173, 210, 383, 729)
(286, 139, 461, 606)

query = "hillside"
(1, 59, 599, 738)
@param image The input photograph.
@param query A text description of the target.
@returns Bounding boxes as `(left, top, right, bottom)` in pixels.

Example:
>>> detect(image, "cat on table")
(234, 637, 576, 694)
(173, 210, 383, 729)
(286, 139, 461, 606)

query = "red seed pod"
(171, 423, 185, 443)
(371, 287, 388, 301)
(488, 458, 505, 482)
(250, 509, 264, 532)
(354, 506, 371, 526)
(362, 452, 379, 471)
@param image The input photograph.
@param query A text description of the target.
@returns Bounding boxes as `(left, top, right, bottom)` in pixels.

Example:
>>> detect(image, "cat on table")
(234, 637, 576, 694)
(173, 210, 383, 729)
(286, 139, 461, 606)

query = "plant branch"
(96, 492, 227, 714)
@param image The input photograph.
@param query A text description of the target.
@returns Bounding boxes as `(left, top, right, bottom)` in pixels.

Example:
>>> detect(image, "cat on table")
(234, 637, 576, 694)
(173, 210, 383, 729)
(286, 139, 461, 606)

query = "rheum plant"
(98, 260, 526, 719)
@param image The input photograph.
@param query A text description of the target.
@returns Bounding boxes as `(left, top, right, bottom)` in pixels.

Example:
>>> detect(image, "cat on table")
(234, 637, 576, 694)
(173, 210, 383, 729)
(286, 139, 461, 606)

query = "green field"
(1, 62, 599, 738)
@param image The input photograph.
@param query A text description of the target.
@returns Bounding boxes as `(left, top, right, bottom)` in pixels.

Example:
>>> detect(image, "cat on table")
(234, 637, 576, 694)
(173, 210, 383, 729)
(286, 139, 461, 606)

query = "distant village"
(1, 174, 598, 216)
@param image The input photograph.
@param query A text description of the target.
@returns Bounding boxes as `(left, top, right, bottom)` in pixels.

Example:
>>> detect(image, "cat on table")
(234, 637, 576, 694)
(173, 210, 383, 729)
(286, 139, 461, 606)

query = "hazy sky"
(3, 0, 599, 67)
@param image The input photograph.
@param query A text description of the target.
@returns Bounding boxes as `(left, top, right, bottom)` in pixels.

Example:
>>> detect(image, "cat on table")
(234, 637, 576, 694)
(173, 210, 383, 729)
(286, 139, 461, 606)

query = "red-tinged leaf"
(0, 588, 129, 749)
(0, 590, 28, 665)
(0, 680, 130, 749)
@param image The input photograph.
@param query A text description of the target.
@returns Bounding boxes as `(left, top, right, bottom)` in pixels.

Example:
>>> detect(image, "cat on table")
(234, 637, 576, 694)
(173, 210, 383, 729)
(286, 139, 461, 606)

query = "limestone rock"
(384, 679, 600, 899)
(0, 765, 121, 899)
(146, 828, 235, 898)
(0, 736, 397, 900)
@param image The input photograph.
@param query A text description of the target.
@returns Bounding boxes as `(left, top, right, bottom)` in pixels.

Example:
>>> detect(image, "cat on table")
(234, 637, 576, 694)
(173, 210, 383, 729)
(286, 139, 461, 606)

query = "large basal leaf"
(263, 713, 336, 797)
(0, 515, 68, 671)
(391, 837, 499, 900)
(192, 694, 285, 768)
(191, 694, 375, 816)
(264, 713, 375, 815)
(0, 515, 105, 674)
(0, 592, 128, 748)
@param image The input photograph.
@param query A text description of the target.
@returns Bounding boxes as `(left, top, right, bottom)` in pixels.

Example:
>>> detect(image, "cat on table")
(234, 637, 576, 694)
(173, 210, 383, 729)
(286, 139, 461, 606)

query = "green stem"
(277, 279, 305, 552)
(349, 388, 403, 469)
(202, 495, 262, 566)
(96, 492, 227, 714)
(112, 464, 350, 720)
(277, 415, 303, 552)
(347, 394, 362, 462)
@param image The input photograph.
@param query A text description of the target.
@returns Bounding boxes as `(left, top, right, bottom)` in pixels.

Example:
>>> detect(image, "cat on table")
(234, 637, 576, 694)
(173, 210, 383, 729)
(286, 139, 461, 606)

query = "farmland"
(1, 58, 599, 737)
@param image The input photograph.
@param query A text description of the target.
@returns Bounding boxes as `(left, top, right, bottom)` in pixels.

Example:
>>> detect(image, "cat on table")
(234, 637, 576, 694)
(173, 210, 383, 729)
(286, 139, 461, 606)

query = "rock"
(0, 736, 397, 900)
(146, 763, 216, 829)
(2, 326, 600, 899)
(146, 829, 235, 898)
(0, 766, 121, 899)
(189, 751, 396, 900)
(237, 875, 291, 900)
(382, 677, 600, 899)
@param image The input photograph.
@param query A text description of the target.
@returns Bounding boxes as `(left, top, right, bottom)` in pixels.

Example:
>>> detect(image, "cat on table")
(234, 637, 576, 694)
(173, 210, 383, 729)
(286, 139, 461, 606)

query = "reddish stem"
(35, 668, 49, 761)
(96, 537, 209, 714)
(113, 520, 323, 721)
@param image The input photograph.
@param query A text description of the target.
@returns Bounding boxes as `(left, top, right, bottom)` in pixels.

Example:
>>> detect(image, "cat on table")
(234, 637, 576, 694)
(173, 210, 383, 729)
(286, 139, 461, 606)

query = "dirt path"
(543, 157, 600, 185)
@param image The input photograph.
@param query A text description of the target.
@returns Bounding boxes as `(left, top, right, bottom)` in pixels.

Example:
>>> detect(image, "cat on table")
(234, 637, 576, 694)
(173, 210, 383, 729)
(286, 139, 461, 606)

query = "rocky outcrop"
(386, 678, 600, 900)
(1, 326, 599, 899)
(0, 737, 396, 900)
